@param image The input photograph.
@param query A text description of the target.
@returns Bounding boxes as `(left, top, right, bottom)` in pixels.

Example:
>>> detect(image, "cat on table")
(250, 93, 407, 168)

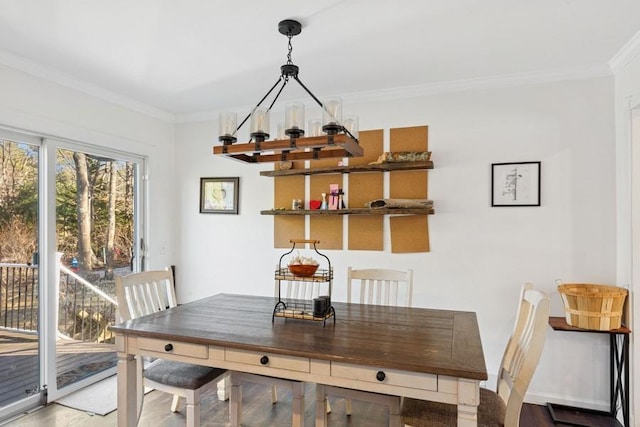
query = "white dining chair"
(347, 267, 413, 307)
(115, 268, 228, 427)
(319, 267, 413, 419)
(401, 283, 550, 427)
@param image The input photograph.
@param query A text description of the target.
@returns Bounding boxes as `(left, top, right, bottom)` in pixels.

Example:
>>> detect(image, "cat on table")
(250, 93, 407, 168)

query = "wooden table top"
(110, 293, 488, 381)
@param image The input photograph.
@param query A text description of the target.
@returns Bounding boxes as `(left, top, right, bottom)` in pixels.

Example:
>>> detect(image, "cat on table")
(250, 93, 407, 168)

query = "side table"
(547, 317, 630, 427)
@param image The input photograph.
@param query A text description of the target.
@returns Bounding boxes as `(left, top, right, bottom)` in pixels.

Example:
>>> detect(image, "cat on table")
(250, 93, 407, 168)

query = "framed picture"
(200, 177, 239, 214)
(491, 162, 540, 207)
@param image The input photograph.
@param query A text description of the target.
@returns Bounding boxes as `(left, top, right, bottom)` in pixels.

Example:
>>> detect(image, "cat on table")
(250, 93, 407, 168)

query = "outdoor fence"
(0, 262, 118, 343)
(0, 264, 38, 331)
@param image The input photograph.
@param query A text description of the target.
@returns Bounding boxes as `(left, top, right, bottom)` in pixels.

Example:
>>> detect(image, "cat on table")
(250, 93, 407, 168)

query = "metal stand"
(547, 317, 630, 427)
(272, 239, 335, 326)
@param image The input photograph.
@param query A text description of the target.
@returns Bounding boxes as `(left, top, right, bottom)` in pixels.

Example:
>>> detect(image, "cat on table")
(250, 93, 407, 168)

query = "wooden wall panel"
(309, 216, 343, 250)
(390, 216, 430, 253)
(389, 126, 430, 253)
(310, 159, 343, 249)
(274, 164, 305, 248)
(348, 129, 384, 251)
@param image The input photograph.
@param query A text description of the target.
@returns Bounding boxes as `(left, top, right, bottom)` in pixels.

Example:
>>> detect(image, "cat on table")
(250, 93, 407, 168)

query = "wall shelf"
(260, 160, 433, 177)
(261, 207, 434, 216)
(265, 126, 432, 251)
(262, 160, 435, 217)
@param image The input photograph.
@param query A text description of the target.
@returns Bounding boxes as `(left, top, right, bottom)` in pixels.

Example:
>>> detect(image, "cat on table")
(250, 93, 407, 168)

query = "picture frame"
(200, 177, 239, 214)
(491, 162, 540, 207)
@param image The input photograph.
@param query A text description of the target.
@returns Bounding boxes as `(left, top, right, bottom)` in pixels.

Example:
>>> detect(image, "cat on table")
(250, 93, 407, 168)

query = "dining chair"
(347, 267, 413, 307)
(401, 283, 550, 427)
(320, 267, 413, 418)
(115, 268, 228, 427)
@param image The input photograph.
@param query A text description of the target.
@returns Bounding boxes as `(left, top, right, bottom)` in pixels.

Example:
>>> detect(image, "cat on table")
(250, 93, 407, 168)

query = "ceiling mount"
(278, 19, 302, 37)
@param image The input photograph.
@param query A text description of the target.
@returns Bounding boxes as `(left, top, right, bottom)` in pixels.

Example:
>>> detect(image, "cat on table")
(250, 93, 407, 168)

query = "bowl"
(288, 264, 319, 277)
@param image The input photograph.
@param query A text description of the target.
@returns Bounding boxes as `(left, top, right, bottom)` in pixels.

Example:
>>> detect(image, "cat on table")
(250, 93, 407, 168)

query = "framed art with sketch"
(491, 162, 540, 207)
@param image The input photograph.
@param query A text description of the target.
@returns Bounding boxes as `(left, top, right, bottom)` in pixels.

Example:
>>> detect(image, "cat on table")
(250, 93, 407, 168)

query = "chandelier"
(213, 19, 363, 163)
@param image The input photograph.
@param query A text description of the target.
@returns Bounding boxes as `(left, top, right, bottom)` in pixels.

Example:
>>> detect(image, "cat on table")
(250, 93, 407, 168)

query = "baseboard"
(524, 391, 610, 413)
(484, 373, 611, 413)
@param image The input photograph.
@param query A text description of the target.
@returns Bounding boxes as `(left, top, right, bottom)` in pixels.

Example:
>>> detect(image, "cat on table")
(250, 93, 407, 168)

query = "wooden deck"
(0, 329, 116, 408)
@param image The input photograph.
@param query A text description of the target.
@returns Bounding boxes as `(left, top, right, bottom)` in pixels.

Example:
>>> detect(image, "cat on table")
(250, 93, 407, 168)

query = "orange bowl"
(288, 264, 318, 277)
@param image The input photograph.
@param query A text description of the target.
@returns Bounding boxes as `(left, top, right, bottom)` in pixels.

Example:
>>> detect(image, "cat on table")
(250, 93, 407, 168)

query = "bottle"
(320, 193, 327, 210)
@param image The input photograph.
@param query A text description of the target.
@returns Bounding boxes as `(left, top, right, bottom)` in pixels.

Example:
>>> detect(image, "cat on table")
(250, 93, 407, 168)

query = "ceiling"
(1, 0, 639, 118)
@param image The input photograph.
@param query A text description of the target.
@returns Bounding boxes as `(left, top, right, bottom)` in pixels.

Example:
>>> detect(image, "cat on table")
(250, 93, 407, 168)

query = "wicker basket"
(557, 283, 627, 331)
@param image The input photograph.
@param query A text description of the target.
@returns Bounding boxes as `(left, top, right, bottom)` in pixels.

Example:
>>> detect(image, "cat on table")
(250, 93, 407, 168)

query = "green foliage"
(1, 141, 135, 267)
(0, 141, 38, 226)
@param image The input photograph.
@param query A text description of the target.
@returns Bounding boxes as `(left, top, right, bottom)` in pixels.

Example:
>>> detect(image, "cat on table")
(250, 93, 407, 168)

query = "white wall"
(175, 76, 617, 408)
(0, 63, 177, 270)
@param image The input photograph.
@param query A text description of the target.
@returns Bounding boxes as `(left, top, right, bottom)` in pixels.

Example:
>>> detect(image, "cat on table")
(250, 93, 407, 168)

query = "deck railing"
(0, 264, 38, 331)
(0, 262, 118, 343)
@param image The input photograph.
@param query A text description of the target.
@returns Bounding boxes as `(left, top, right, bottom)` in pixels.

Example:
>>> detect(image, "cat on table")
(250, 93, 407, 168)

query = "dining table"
(110, 293, 487, 427)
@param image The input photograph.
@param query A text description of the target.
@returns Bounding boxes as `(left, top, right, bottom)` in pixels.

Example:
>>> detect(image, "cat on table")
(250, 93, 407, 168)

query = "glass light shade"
(250, 107, 270, 135)
(308, 119, 322, 137)
(285, 102, 305, 134)
(218, 111, 237, 141)
(322, 97, 343, 127)
(343, 115, 359, 140)
(276, 123, 286, 140)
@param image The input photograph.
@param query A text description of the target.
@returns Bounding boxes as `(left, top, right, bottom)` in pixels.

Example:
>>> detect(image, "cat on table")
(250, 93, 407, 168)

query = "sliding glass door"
(45, 140, 144, 402)
(0, 130, 42, 417)
(0, 130, 146, 418)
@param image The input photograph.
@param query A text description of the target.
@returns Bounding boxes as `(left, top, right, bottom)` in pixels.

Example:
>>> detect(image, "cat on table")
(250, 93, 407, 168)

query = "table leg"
(117, 350, 138, 427)
(315, 384, 327, 427)
(230, 373, 242, 427)
(457, 378, 479, 427)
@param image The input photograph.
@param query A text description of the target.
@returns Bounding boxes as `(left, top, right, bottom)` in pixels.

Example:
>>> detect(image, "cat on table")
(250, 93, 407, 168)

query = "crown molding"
(610, 30, 640, 73)
(0, 45, 613, 125)
(341, 64, 612, 105)
(0, 49, 175, 123)
(176, 64, 612, 123)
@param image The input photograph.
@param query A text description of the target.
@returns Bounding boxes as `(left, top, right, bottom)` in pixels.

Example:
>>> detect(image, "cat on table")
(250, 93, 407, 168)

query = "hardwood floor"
(1, 381, 615, 427)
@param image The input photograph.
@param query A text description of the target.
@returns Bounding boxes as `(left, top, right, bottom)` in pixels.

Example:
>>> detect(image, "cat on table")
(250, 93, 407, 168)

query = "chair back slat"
(116, 268, 176, 322)
(347, 268, 413, 307)
(496, 283, 550, 426)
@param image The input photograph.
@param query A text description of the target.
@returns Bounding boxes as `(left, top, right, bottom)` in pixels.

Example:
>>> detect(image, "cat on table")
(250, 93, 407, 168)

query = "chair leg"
(271, 385, 278, 404)
(184, 390, 200, 427)
(388, 395, 401, 427)
(170, 394, 181, 412)
(291, 381, 305, 427)
(346, 398, 352, 416)
(217, 374, 230, 401)
(315, 384, 328, 427)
